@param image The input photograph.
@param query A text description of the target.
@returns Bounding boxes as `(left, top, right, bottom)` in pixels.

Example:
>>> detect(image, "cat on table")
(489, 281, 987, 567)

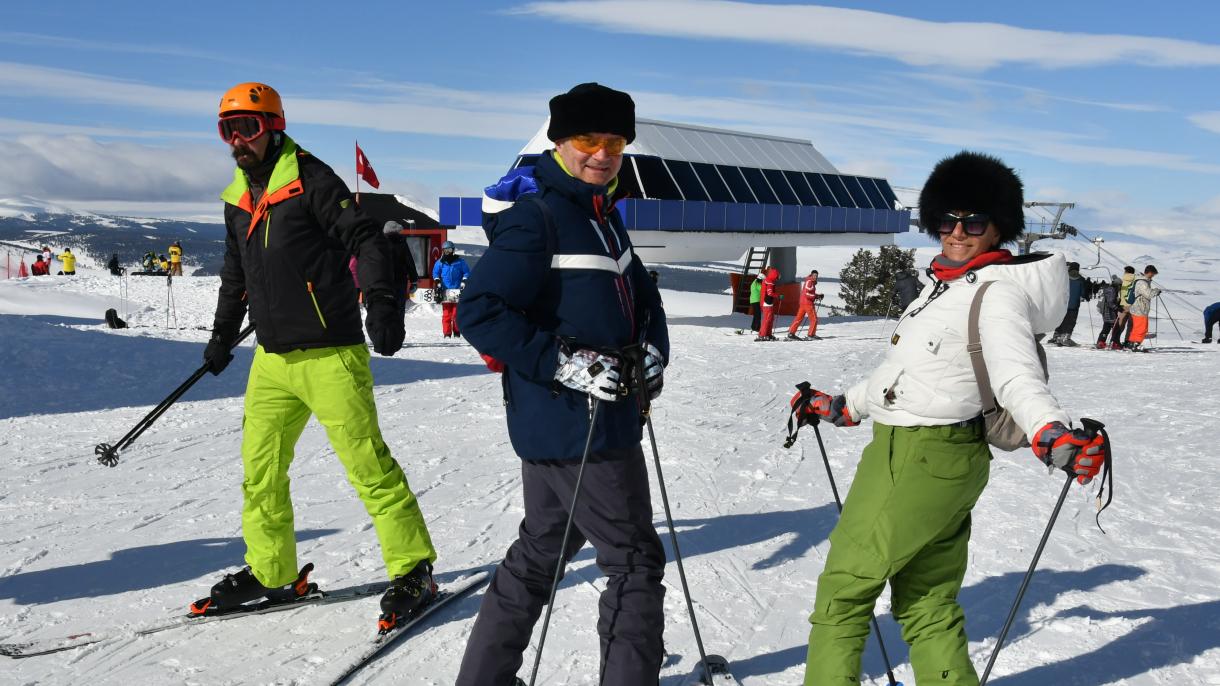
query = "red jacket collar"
(930, 249, 1014, 281)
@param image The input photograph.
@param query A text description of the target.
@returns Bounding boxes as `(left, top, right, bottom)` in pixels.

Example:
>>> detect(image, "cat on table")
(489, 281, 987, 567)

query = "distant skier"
(57, 248, 76, 275)
(787, 269, 824, 340)
(198, 81, 437, 628)
(168, 241, 183, 275)
(1051, 261, 1089, 346)
(455, 82, 669, 686)
(1125, 265, 1160, 350)
(30, 255, 50, 276)
(106, 253, 124, 276)
(790, 151, 1109, 686)
(893, 267, 925, 311)
(431, 240, 469, 338)
(749, 271, 763, 332)
(1095, 275, 1123, 349)
(755, 266, 780, 341)
(382, 221, 418, 317)
(1204, 302, 1220, 343)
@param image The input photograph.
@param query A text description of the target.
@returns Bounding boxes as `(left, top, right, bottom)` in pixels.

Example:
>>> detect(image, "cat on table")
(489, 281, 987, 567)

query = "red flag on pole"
(355, 142, 380, 189)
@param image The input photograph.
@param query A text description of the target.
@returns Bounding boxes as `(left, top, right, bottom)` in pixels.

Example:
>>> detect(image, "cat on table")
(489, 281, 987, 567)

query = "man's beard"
(232, 145, 261, 170)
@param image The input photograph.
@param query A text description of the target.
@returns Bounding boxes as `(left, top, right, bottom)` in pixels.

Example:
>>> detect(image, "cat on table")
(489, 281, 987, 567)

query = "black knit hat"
(918, 151, 1025, 244)
(547, 83, 636, 143)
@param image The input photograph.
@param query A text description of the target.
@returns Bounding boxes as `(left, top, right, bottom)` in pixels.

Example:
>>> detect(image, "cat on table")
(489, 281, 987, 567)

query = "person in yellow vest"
(168, 241, 183, 275)
(57, 248, 76, 275)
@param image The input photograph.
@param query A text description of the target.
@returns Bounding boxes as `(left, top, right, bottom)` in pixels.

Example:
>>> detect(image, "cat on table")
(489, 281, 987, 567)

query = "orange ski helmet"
(218, 82, 286, 130)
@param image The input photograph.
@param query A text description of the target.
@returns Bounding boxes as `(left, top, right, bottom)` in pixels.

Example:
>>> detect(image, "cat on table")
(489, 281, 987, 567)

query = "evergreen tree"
(838, 246, 917, 315)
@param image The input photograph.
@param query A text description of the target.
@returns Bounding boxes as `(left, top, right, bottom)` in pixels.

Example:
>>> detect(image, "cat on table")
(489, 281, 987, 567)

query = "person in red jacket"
(30, 255, 50, 276)
(787, 269, 824, 340)
(756, 267, 780, 341)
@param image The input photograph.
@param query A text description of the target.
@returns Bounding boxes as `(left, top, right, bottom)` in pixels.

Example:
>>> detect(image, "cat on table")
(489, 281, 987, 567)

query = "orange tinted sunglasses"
(567, 134, 628, 156)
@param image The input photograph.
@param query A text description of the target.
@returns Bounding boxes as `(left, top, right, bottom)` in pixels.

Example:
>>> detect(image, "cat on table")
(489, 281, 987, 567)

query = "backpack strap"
(967, 281, 1001, 419)
(521, 194, 558, 262)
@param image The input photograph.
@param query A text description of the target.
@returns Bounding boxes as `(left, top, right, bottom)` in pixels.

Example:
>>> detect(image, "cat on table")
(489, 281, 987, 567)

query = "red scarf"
(930, 249, 1013, 281)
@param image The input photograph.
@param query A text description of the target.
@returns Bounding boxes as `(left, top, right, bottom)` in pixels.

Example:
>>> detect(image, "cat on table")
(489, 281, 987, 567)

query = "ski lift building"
(439, 118, 908, 262)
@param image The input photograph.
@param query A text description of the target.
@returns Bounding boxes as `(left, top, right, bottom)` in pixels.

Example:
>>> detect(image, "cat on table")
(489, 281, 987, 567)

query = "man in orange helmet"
(196, 82, 438, 631)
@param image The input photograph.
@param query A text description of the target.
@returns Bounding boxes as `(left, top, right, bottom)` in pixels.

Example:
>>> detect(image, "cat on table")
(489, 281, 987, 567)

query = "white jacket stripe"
(551, 251, 634, 274)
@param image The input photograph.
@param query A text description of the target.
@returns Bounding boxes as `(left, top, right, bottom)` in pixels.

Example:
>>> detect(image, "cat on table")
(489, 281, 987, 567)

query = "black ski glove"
(203, 326, 237, 376)
(366, 294, 405, 356)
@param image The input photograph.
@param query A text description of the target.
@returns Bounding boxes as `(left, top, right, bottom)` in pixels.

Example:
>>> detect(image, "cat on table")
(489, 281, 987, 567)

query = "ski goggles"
(218, 113, 272, 144)
(938, 212, 992, 236)
(567, 134, 628, 156)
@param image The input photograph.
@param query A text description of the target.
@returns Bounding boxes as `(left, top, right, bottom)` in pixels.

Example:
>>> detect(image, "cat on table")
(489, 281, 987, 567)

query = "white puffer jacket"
(845, 252, 1072, 440)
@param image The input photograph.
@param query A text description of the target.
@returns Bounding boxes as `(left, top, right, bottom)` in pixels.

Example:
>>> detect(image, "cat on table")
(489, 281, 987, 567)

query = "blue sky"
(2, 0, 1219, 245)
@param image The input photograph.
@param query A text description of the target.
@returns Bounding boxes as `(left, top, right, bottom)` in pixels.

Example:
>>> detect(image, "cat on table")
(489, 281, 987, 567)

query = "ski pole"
(528, 396, 601, 686)
(643, 414, 714, 685)
(95, 323, 255, 467)
(979, 417, 1106, 684)
(811, 420, 902, 686)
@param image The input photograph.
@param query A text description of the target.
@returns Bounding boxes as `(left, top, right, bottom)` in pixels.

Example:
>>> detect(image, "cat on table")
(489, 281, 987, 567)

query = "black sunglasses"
(938, 212, 991, 236)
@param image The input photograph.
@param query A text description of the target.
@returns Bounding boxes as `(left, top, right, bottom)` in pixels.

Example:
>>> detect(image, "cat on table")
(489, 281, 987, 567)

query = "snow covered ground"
(1, 256, 1218, 685)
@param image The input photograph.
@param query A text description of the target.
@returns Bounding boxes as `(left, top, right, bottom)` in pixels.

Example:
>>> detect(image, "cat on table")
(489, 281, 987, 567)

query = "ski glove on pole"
(629, 342, 665, 401)
(555, 348, 624, 402)
(203, 326, 237, 376)
(790, 387, 858, 427)
(365, 294, 405, 356)
(1032, 421, 1107, 485)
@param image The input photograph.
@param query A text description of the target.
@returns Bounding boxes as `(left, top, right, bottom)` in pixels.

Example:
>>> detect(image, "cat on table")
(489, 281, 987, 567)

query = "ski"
(683, 654, 743, 685)
(326, 570, 489, 685)
(0, 576, 394, 658)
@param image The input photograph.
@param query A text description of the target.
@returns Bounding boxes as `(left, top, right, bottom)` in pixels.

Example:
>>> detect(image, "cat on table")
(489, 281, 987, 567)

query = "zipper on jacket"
(306, 281, 327, 329)
(263, 209, 272, 248)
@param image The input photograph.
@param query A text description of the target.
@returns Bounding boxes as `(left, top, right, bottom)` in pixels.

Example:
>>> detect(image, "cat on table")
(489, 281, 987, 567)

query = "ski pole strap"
(784, 381, 815, 449)
(1079, 418, 1114, 534)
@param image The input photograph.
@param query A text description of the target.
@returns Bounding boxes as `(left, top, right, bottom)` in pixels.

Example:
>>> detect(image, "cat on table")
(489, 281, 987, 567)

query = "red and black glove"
(790, 387, 858, 428)
(1032, 421, 1107, 485)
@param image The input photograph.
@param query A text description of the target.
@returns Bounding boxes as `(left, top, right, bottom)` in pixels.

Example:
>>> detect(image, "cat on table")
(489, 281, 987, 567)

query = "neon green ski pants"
(805, 421, 991, 685)
(240, 344, 436, 587)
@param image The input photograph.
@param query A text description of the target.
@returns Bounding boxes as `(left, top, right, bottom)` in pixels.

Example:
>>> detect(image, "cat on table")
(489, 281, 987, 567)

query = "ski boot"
(1060, 337, 1079, 347)
(377, 561, 437, 635)
(190, 563, 315, 615)
(1109, 342, 1122, 350)
(785, 333, 802, 341)
(1203, 337, 1213, 344)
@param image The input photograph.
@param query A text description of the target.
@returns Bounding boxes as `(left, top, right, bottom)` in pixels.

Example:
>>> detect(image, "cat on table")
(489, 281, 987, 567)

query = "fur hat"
(547, 83, 635, 143)
(918, 151, 1025, 244)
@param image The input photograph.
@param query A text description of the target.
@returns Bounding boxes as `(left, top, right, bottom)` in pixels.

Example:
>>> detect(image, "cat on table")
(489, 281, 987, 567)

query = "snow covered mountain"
(0, 197, 227, 274)
(0, 261, 1217, 685)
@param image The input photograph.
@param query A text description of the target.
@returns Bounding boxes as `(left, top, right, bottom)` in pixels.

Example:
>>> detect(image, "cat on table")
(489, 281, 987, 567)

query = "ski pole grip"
(1080, 417, 1104, 437)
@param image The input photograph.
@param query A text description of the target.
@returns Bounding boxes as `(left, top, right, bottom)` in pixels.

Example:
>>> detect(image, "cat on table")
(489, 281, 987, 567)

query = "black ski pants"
(750, 303, 762, 332)
(456, 446, 666, 686)
(1055, 305, 1080, 338)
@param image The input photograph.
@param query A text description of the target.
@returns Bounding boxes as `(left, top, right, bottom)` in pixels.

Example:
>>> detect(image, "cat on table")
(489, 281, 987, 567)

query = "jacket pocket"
(306, 281, 328, 329)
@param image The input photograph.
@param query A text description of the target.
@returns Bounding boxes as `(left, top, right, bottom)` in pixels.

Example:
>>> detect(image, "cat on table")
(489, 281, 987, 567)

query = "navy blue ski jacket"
(458, 152, 669, 461)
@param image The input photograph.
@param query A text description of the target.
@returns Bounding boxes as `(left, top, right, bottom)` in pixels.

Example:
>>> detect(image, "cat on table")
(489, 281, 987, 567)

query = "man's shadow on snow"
(565, 504, 840, 576)
(989, 597, 1219, 685)
(0, 531, 336, 604)
(0, 315, 486, 419)
(674, 563, 1146, 684)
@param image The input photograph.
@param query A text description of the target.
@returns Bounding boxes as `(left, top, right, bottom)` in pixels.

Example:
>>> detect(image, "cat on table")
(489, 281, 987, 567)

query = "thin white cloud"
(1188, 111, 1220, 134)
(0, 31, 232, 62)
(516, 1, 1220, 70)
(0, 117, 210, 140)
(0, 62, 541, 141)
(0, 135, 231, 203)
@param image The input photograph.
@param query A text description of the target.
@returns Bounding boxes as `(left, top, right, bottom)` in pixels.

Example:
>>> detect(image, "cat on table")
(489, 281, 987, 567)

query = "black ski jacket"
(212, 136, 392, 353)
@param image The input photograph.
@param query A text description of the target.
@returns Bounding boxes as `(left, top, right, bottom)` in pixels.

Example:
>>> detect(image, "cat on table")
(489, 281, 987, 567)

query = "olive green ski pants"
(805, 421, 991, 685)
(240, 344, 436, 587)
